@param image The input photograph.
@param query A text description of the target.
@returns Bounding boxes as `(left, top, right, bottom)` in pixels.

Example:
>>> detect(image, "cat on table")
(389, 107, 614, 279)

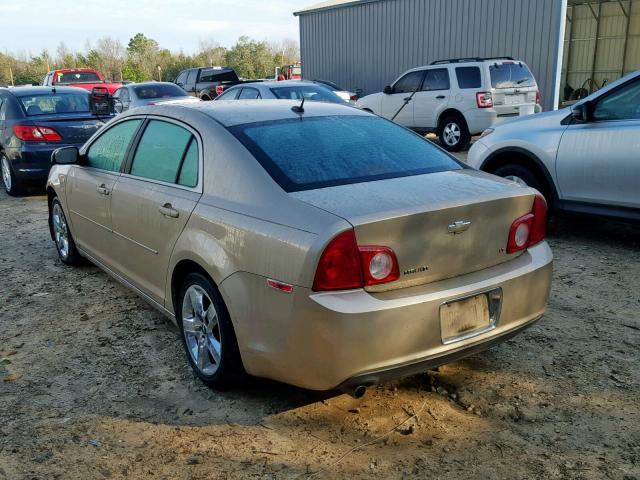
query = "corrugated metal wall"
(298, 0, 565, 111)
(561, 1, 640, 104)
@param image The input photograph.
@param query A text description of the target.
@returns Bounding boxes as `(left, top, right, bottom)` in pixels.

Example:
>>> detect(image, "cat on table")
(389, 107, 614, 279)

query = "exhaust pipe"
(342, 385, 367, 399)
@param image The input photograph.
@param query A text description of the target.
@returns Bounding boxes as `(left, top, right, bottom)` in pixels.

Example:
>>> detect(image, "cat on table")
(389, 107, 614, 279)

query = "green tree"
(225, 36, 277, 79)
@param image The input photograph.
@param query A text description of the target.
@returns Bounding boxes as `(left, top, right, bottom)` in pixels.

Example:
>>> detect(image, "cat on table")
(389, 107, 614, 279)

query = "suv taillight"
(506, 195, 547, 254)
(476, 92, 493, 108)
(350, 94, 359, 102)
(535, 90, 541, 105)
(312, 229, 400, 291)
(12, 125, 61, 142)
(215, 85, 224, 96)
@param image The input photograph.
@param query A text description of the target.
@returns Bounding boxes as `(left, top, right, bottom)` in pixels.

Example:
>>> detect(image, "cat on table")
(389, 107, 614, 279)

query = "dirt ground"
(0, 185, 638, 480)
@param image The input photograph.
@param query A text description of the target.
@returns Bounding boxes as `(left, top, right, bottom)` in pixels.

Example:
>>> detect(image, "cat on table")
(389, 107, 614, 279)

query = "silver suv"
(357, 57, 541, 151)
(467, 70, 640, 221)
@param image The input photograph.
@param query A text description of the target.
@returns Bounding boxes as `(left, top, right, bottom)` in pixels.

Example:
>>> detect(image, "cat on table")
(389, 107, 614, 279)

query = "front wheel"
(1, 154, 23, 196)
(438, 115, 471, 152)
(50, 197, 82, 265)
(177, 273, 242, 389)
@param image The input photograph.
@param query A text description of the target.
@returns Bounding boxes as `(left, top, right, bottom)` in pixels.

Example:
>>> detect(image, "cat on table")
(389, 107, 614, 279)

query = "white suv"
(357, 57, 541, 151)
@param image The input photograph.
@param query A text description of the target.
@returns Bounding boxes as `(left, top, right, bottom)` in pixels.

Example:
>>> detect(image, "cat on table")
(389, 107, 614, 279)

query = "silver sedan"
(112, 82, 200, 113)
(215, 80, 347, 104)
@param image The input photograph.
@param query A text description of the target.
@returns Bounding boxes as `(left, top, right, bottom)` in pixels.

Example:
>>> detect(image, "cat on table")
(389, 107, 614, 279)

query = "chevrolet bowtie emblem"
(447, 220, 471, 234)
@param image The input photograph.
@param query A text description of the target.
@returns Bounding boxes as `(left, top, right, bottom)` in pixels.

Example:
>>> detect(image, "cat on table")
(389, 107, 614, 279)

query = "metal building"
(294, 0, 640, 111)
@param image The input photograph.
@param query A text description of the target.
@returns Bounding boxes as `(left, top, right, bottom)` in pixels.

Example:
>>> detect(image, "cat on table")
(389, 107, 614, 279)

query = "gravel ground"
(0, 185, 638, 480)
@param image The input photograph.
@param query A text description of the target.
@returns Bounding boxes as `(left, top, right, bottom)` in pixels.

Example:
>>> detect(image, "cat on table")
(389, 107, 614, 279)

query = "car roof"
(231, 80, 327, 89)
(123, 99, 368, 127)
(7, 86, 91, 96)
(127, 81, 181, 88)
(49, 68, 99, 73)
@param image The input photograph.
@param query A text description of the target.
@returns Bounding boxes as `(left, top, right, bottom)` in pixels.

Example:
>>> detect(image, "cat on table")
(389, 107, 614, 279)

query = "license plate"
(440, 294, 492, 344)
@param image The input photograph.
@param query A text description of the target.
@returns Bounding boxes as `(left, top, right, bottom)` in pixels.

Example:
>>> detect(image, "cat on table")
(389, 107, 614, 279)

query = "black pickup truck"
(174, 67, 259, 100)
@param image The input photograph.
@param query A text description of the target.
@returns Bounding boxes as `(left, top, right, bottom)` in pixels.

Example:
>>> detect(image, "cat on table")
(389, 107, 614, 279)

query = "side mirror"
(52, 146, 79, 165)
(572, 101, 591, 123)
(383, 85, 392, 95)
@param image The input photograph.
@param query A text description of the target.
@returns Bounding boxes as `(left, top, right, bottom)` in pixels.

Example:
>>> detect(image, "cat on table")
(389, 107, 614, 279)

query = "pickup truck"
(174, 66, 259, 100)
(42, 68, 122, 95)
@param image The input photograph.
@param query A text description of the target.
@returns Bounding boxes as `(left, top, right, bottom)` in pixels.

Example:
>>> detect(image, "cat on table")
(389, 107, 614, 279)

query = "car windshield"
(132, 84, 187, 99)
(54, 71, 101, 84)
(230, 115, 462, 192)
(489, 63, 536, 88)
(269, 86, 343, 103)
(19, 92, 90, 116)
(315, 80, 341, 91)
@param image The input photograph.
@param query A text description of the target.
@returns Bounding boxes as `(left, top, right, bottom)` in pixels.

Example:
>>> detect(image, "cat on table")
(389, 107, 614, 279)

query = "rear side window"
(132, 84, 186, 99)
(270, 86, 343, 103)
(86, 120, 141, 172)
(489, 63, 536, 89)
(186, 70, 198, 85)
(216, 88, 240, 100)
(393, 71, 425, 94)
(178, 139, 199, 187)
(230, 115, 462, 192)
(455, 67, 481, 89)
(130, 120, 198, 186)
(238, 88, 261, 99)
(422, 68, 450, 91)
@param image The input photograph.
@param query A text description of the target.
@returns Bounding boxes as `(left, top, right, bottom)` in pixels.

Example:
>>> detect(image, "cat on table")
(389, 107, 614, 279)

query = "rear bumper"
(5, 144, 83, 181)
(221, 242, 553, 391)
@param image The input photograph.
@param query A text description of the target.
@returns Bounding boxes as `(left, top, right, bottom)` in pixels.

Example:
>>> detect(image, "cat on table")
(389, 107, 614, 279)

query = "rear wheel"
(177, 273, 242, 389)
(493, 164, 543, 191)
(438, 115, 470, 152)
(1, 154, 23, 196)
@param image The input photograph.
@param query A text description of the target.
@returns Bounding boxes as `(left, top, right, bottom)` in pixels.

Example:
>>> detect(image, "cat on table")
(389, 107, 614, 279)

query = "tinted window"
(130, 120, 195, 185)
(270, 86, 343, 103)
(230, 115, 461, 192)
(216, 88, 240, 100)
(133, 84, 187, 99)
(186, 70, 198, 86)
(489, 63, 536, 88)
(87, 120, 141, 172)
(54, 71, 101, 84)
(18, 92, 90, 116)
(393, 71, 425, 94)
(455, 67, 481, 89)
(199, 68, 238, 83)
(238, 88, 260, 99)
(175, 71, 188, 85)
(593, 79, 640, 121)
(178, 139, 198, 187)
(422, 68, 450, 91)
(315, 80, 341, 90)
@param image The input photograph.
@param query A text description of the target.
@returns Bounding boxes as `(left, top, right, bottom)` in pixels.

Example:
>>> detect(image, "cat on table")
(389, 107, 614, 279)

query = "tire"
(177, 272, 242, 389)
(438, 115, 471, 152)
(493, 163, 543, 192)
(50, 197, 82, 266)
(1, 154, 23, 196)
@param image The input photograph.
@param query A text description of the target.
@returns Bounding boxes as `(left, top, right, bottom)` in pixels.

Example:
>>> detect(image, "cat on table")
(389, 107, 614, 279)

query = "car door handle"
(159, 203, 179, 218)
(436, 95, 446, 99)
(96, 184, 110, 195)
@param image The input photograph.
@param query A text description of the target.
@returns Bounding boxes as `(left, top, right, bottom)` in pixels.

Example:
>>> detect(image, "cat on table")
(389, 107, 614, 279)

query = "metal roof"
(294, 0, 384, 16)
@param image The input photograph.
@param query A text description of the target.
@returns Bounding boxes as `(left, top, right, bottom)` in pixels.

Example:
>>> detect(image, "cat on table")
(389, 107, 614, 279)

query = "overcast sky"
(0, 0, 307, 55)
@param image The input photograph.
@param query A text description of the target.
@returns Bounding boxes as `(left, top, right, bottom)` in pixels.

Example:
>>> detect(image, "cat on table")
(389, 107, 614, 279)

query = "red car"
(42, 68, 122, 95)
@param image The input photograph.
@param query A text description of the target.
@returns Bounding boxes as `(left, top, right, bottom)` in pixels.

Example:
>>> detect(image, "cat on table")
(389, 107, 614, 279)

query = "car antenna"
(291, 97, 305, 113)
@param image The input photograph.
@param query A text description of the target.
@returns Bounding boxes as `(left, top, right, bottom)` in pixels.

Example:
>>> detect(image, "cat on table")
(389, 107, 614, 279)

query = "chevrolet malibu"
(46, 100, 553, 394)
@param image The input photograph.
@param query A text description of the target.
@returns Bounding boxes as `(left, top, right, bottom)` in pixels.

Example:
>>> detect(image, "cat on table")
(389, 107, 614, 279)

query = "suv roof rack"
(430, 56, 515, 65)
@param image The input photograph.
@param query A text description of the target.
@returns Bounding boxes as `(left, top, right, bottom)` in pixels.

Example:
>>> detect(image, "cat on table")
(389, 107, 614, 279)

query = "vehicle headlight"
(480, 128, 494, 138)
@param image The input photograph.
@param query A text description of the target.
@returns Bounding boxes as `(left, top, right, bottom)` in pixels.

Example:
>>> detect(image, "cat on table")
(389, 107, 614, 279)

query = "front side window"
(86, 120, 141, 172)
(393, 71, 425, 94)
(175, 72, 188, 85)
(230, 115, 462, 192)
(186, 70, 198, 85)
(455, 67, 481, 89)
(593, 80, 640, 121)
(130, 120, 198, 186)
(422, 68, 450, 91)
(19, 93, 90, 116)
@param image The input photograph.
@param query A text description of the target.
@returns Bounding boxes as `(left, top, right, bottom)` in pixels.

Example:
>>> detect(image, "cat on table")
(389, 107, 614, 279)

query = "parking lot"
(0, 182, 638, 479)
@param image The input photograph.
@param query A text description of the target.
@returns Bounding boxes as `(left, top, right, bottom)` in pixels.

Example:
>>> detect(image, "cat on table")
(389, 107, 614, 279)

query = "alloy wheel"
(182, 285, 222, 376)
(443, 122, 461, 146)
(52, 202, 70, 259)
(1, 156, 11, 193)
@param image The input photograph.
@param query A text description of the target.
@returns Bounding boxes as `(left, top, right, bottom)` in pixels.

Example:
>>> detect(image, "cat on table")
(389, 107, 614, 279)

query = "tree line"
(0, 34, 300, 86)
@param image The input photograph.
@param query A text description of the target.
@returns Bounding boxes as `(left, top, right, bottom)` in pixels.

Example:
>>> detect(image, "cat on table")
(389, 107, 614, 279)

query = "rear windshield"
(54, 71, 101, 84)
(270, 86, 343, 103)
(132, 84, 187, 99)
(19, 92, 90, 116)
(230, 115, 462, 192)
(199, 68, 238, 83)
(489, 63, 536, 89)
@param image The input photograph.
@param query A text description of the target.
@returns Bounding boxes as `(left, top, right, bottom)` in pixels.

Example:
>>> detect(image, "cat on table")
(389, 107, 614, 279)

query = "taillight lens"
(507, 195, 547, 253)
(215, 85, 224, 96)
(12, 125, 62, 142)
(312, 229, 399, 291)
(535, 90, 541, 105)
(349, 94, 358, 102)
(476, 91, 493, 108)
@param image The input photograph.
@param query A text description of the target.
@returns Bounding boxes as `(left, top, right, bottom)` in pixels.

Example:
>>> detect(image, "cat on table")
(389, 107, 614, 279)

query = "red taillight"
(535, 90, 541, 105)
(349, 94, 359, 102)
(12, 125, 61, 142)
(507, 195, 547, 253)
(476, 91, 493, 108)
(215, 85, 224, 96)
(312, 229, 400, 291)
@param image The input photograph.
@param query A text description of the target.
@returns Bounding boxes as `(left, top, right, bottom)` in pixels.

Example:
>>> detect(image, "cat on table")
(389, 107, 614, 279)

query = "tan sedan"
(47, 100, 552, 395)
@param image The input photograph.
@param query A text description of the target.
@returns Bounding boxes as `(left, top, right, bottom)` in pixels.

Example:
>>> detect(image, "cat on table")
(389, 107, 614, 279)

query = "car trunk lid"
(22, 114, 104, 144)
(291, 169, 537, 291)
(488, 61, 538, 117)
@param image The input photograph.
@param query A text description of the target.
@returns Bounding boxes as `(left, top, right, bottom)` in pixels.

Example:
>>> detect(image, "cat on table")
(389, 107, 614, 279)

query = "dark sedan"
(0, 86, 106, 195)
